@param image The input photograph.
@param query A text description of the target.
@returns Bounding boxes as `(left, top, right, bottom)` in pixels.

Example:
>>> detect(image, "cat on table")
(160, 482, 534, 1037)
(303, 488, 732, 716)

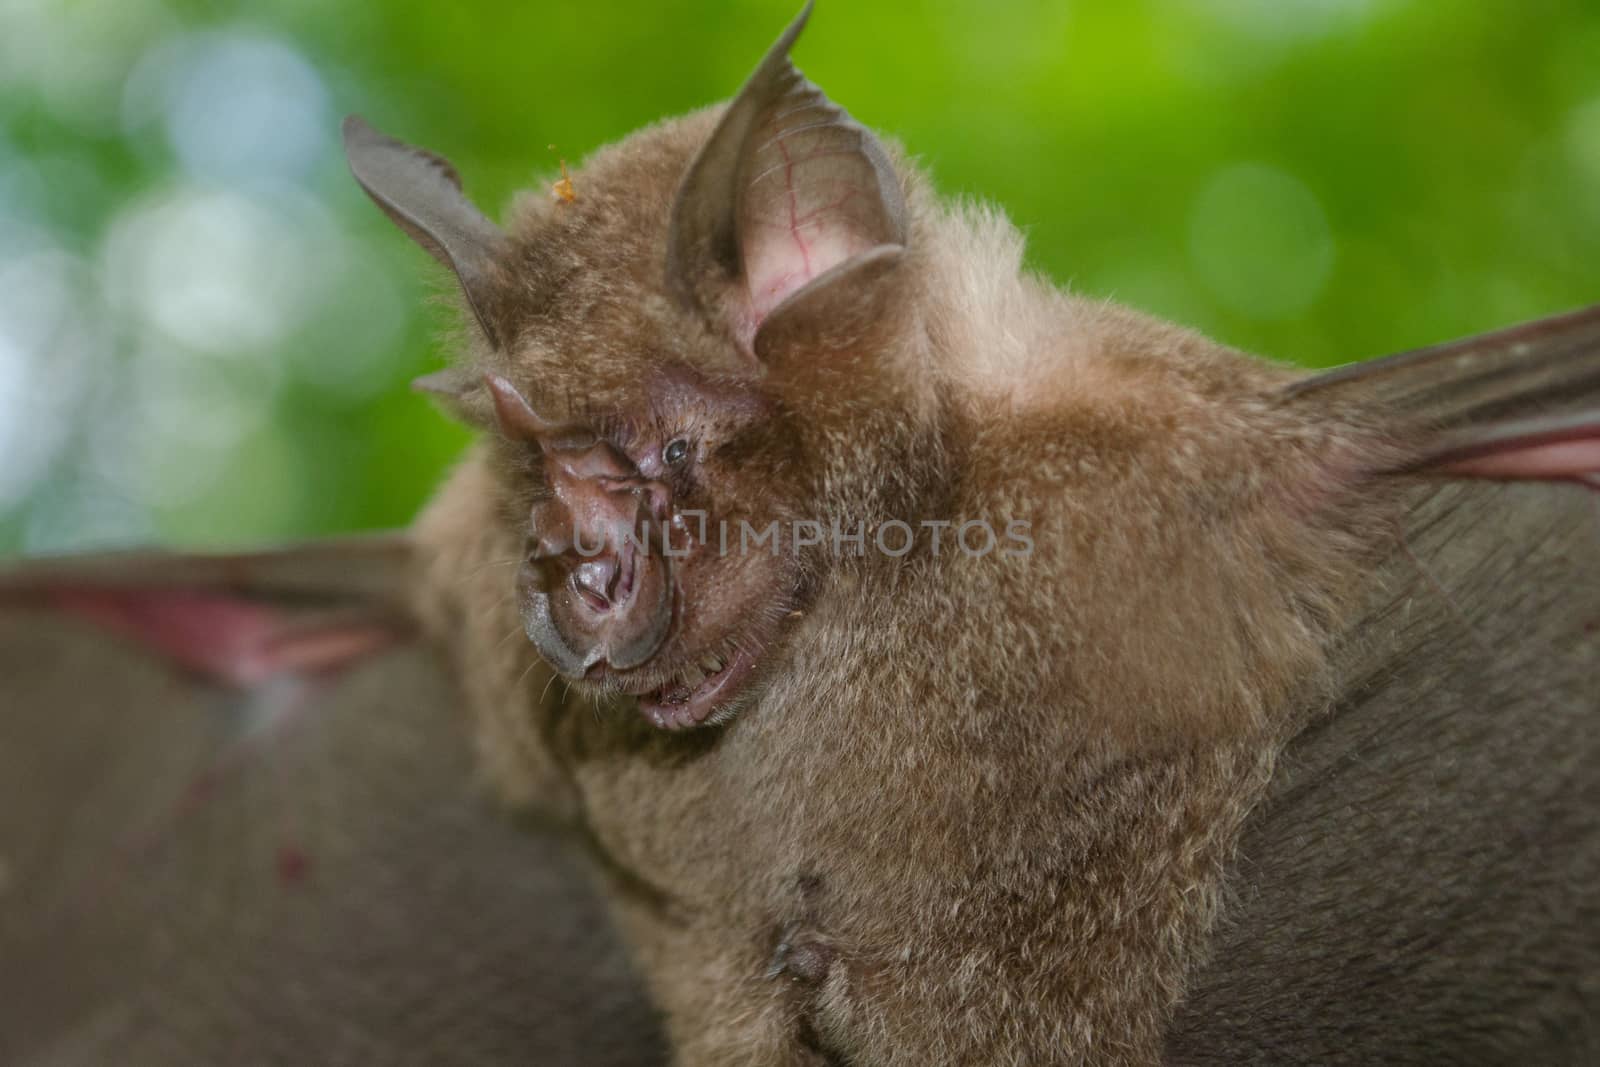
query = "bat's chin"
(634, 641, 764, 731)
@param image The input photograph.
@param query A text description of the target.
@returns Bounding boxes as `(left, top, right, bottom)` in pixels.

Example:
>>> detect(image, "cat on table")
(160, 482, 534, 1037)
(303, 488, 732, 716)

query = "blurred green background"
(1, 0, 1597, 554)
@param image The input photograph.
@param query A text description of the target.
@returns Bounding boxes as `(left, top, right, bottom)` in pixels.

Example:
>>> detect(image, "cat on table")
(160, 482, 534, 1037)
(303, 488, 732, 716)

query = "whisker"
(539, 667, 561, 707)
(465, 556, 524, 579)
(515, 655, 546, 691)
(496, 623, 527, 653)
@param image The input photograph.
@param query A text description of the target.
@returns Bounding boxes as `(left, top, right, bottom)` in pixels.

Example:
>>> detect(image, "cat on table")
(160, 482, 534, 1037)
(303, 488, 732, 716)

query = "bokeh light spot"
(0, 0, 171, 128)
(123, 31, 329, 183)
(1568, 97, 1600, 185)
(103, 186, 330, 354)
(1195, 0, 1385, 42)
(0, 248, 96, 510)
(1189, 163, 1335, 321)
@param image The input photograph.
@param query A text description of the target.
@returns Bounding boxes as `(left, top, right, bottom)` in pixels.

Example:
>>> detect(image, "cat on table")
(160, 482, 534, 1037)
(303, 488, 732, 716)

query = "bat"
(0, 540, 666, 1065)
(4, 3, 1597, 1064)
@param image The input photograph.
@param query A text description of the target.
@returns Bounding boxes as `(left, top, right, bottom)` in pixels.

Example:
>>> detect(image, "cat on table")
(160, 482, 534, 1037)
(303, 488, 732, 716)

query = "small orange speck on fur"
(552, 158, 577, 204)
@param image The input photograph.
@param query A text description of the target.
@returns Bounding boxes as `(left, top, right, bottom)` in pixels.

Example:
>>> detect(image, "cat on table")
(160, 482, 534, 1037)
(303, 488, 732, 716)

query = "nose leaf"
(519, 437, 678, 675)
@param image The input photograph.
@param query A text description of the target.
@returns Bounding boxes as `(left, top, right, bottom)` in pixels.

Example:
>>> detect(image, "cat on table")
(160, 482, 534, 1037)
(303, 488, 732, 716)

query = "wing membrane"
(0, 541, 664, 1066)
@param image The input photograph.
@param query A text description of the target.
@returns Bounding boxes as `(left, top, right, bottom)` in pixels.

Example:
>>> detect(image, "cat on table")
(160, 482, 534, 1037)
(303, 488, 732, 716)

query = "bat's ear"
(343, 115, 509, 350)
(411, 366, 492, 427)
(665, 1, 908, 364)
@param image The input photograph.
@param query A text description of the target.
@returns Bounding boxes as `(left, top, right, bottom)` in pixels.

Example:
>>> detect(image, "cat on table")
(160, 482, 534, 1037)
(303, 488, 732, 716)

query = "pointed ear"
(410, 367, 491, 426)
(484, 373, 557, 442)
(343, 115, 509, 349)
(665, 2, 907, 361)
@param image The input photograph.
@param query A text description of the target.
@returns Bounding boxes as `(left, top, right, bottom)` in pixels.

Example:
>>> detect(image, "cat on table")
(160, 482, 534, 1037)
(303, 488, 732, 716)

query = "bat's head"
(345, 4, 940, 730)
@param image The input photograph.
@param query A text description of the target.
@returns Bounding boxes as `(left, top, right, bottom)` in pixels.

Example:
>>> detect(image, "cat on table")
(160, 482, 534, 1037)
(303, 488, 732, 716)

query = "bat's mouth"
(574, 552, 803, 732)
(636, 641, 761, 731)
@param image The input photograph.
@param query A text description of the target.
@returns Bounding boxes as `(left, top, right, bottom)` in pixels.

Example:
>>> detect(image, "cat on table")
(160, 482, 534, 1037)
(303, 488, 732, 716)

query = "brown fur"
(404, 96, 1424, 1063)
(6, 21, 1592, 1058)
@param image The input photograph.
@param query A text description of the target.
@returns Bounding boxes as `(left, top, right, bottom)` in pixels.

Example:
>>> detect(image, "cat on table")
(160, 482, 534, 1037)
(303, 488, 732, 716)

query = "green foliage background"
(1, 0, 1597, 553)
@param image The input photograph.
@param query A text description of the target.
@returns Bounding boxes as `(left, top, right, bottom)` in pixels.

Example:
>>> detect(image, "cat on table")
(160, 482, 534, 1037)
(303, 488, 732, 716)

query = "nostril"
(573, 557, 618, 611)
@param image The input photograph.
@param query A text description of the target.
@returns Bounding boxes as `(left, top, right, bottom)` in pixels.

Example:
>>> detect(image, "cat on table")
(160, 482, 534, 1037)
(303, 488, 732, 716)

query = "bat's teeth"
(702, 655, 724, 673)
(680, 664, 707, 689)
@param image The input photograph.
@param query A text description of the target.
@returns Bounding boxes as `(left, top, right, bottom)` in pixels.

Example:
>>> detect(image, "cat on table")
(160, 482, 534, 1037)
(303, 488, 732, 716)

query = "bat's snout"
(519, 484, 676, 677)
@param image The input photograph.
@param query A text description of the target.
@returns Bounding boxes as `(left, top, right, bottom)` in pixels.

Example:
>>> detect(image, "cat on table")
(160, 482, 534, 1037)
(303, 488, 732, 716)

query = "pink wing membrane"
(36, 587, 402, 688)
(1424, 410, 1600, 488)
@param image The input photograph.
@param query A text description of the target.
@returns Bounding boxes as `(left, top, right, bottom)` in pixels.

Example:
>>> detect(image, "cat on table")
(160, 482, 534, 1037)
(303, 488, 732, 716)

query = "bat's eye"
(662, 437, 691, 467)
